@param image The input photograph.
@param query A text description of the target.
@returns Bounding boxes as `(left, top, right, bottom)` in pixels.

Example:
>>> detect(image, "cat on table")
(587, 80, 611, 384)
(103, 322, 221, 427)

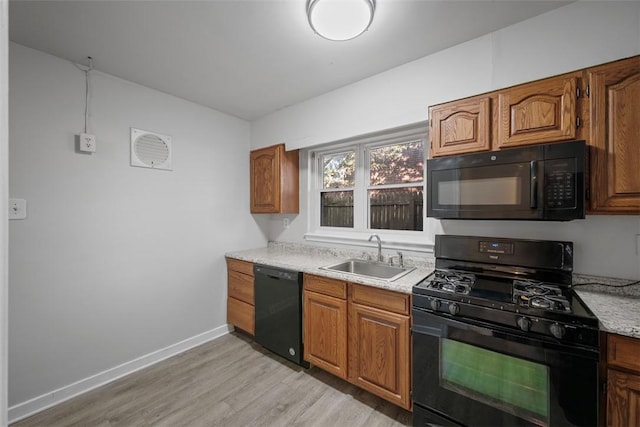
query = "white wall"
(254, 1, 640, 281)
(1, 0, 9, 424)
(8, 43, 267, 411)
(252, 1, 640, 150)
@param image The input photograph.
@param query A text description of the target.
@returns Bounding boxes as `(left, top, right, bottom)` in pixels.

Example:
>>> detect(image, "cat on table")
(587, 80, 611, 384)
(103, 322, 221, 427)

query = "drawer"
(608, 334, 640, 372)
(304, 274, 347, 299)
(227, 297, 254, 335)
(226, 258, 254, 276)
(228, 270, 254, 305)
(349, 283, 410, 315)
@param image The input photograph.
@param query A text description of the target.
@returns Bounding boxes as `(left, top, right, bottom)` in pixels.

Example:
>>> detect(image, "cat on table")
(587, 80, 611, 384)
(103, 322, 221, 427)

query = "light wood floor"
(12, 332, 412, 427)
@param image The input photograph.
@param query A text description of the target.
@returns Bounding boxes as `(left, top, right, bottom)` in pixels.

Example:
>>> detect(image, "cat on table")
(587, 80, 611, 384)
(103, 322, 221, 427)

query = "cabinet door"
(228, 270, 254, 305)
(227, 297, 254, 335)
(497, 75, 578, 148)
(303, 290, 348, 379)
(250, 145, 282, 213)
(430, 96, 491, 157)
(587, 56, 640, 214)
(348, 303, 411, 410)
(607, 369, 640, 427)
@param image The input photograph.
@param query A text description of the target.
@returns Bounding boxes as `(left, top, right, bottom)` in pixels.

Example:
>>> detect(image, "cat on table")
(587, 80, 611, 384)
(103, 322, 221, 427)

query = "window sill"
(304, 231, 434, 254)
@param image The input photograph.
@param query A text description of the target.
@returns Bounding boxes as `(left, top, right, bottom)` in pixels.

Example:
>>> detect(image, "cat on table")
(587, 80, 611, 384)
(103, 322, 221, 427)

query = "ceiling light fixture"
(307, 0, 375, 41)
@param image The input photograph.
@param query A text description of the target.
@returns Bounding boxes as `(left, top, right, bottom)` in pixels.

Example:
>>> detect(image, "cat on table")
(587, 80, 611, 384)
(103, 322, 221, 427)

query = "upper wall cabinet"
(586, 56, 640, 214)
(497, 74, 579, 149)
(429, 96, 491, 157)
(250, 143, 299, 214)
(426, 54, 639, 215)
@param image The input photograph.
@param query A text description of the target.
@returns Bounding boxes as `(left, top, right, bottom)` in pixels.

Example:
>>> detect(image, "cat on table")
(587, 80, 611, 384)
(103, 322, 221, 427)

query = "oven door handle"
(412, 309, 494, 338)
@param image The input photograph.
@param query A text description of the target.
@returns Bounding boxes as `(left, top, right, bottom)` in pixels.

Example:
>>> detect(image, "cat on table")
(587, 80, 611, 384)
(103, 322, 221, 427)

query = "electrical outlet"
(79, 133, 96, 153)
(636, 234, 640, 256)
(9, 198, 27, 220)
(283, 218, 290, 229)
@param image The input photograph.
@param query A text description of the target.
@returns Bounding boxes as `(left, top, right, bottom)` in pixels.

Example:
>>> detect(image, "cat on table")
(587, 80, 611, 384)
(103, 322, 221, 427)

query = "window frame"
(305, 123, 433, 253)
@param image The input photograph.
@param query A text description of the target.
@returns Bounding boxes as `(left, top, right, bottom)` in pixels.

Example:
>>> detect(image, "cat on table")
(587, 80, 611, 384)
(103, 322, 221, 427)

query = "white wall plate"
(131, 128, 172, 171)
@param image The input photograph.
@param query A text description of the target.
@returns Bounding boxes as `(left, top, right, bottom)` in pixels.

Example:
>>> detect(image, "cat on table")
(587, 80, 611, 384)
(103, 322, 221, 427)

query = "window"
(321, 150, 355, 228)
(312, 129, 426, 237)
(367, 140, 424, 231)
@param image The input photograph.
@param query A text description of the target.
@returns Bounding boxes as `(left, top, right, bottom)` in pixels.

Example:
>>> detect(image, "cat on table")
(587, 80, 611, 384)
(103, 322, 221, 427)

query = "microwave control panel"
(544, 159, 576, 209)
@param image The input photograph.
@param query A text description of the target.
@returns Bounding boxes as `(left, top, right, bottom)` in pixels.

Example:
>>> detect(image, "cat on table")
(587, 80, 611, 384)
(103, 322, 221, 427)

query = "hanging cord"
(84, 57, 93, 133)
(73, 57, 94, 133)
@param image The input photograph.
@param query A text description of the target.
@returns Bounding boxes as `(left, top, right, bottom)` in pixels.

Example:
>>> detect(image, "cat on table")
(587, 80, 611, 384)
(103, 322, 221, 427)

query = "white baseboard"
(8, 325, 232, 424)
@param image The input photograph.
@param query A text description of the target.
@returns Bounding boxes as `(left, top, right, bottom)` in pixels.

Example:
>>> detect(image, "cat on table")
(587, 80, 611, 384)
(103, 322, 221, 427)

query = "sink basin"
(320, 259, 415, 281)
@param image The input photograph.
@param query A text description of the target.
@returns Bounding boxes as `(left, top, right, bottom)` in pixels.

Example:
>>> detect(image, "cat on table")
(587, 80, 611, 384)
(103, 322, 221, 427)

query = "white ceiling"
(9, 0, 572, 121)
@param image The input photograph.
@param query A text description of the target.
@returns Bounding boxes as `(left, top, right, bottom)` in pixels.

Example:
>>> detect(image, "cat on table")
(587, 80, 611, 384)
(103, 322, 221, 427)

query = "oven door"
(412, 309, 598, 427)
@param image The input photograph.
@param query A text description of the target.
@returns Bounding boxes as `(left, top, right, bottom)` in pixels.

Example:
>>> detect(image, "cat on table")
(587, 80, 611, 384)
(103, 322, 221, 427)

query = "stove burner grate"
(426, 269, 476, 295)
(513, 280, 571, 312)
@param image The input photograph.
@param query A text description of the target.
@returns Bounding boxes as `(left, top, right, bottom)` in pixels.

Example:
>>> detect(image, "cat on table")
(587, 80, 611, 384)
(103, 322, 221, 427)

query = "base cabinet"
(349, 303, 410, 409)
(303, 274, 412, 411)
(226, 258, 255, 335)
(607, 369, 640, 427)
(303, 289, 348, 379)
(606, 333, 640, 426)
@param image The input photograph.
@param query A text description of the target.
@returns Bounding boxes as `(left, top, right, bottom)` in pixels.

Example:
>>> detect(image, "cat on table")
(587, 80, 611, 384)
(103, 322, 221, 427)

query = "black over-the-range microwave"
(427, 140, 586, 221)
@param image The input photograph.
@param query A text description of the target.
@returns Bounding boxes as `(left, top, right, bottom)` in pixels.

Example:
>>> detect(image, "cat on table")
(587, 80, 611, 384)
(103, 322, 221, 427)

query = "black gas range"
(412, 235, 600, 427)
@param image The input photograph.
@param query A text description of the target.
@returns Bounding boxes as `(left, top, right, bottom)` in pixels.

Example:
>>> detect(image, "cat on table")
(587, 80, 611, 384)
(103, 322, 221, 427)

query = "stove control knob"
(430, 299, 441, 311)
(517, 316, 532, 332)
(550, 323, 566, 339)
(448, 303, 460, 316)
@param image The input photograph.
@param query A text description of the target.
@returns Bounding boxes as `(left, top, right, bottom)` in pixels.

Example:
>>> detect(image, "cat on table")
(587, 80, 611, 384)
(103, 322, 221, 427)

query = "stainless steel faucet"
(368, 234, 383, 262)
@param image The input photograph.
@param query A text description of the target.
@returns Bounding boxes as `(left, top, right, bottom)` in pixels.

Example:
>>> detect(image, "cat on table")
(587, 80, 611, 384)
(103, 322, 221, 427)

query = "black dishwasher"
(254, 264, 308, 367)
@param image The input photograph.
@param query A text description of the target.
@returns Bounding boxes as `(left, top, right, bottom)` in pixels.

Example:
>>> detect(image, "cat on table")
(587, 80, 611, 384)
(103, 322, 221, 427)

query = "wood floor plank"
(12, 332, 411, 427)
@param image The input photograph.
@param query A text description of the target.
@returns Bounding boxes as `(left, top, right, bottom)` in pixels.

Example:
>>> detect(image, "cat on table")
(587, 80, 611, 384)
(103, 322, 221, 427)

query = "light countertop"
(226, 242, 640, 339)
(226, 242, 434, 294)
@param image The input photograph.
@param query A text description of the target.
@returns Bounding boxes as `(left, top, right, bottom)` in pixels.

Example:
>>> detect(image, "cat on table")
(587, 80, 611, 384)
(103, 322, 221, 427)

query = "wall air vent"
(130, 128, 172, 171)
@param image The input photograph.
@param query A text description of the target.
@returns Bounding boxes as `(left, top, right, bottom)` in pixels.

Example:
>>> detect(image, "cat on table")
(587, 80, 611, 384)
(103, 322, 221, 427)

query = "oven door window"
(441, 338, 550, 426)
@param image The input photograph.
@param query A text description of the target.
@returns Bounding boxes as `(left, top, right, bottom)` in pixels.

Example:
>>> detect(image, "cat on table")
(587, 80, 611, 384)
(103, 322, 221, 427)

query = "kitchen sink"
(320, 259, 415, 281)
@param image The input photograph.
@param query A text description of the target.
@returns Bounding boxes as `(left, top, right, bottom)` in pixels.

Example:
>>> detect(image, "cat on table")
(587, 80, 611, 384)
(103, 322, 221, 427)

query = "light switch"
(9, 198, 27, 220)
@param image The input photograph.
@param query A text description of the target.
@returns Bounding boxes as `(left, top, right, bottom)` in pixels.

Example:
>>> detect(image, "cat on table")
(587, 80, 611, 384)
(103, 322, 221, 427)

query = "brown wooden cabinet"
(250, 143, 299, 214)
(428, 74, 581, 157)
(226, 258, 255, 335)
(427, 54, 640, 216)
(586, 56, 640, 214)
(302, 274, 412, 410)
(348, 284, 411, 410)
(606, 333, 640, 426)
(303, 274, 348, 379)
(496, 74, 579, 149)
(429, 95, 491, 157)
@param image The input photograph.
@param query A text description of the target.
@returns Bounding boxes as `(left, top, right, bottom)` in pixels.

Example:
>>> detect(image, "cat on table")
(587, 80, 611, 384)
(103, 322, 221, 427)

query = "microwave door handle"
(530, 160, 538, 209)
